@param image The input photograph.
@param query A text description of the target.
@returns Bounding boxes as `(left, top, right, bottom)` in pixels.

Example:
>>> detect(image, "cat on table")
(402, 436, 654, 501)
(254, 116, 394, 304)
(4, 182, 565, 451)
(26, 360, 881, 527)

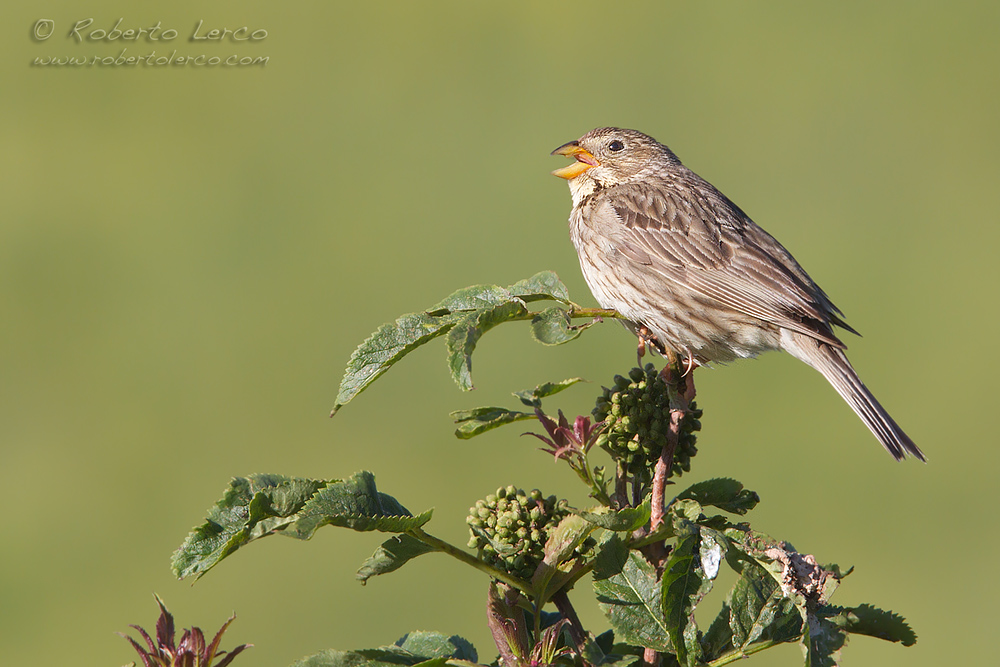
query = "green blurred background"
(2, 2, 997, 665)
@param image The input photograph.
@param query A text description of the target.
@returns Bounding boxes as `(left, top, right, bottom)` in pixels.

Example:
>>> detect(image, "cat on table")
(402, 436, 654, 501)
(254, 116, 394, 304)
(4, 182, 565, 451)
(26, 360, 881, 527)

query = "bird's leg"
(635, 325, 651, 366)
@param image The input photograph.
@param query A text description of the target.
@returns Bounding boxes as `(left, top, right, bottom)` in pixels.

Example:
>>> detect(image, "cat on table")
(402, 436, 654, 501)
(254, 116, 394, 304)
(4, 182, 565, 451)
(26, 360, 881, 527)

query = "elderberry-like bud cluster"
(466, 486, 570, 580)
(593, 364, 702, 480)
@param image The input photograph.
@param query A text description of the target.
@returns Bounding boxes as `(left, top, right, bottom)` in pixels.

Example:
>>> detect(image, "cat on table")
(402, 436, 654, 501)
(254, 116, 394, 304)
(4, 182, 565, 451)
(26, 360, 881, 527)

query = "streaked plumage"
(552, 127, 923, 461)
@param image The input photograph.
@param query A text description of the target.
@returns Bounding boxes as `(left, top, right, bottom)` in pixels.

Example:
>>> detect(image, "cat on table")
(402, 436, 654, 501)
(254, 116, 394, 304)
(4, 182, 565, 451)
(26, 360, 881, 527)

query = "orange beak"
(551, 141, 599, 179)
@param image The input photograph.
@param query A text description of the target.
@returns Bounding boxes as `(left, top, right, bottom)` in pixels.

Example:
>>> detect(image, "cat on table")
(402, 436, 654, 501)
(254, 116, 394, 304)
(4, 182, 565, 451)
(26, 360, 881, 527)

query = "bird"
(551, 127, 924, 461)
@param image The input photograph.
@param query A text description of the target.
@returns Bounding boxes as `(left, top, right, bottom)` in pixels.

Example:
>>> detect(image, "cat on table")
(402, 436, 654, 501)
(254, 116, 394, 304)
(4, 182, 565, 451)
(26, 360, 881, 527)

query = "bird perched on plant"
(551, 127, 923, 461)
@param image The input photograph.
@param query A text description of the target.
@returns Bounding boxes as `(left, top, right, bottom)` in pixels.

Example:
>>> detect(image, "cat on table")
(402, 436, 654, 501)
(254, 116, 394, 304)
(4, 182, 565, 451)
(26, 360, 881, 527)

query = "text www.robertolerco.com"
(31, 18, 269, 68)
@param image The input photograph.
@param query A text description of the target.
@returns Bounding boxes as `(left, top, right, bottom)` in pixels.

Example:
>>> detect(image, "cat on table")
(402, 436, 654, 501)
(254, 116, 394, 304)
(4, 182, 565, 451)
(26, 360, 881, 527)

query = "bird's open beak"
(551, 141, 599, 179)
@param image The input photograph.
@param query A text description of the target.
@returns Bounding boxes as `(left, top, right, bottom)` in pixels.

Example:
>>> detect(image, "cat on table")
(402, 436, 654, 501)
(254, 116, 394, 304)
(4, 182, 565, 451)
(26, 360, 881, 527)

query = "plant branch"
(640, 359, 695, 667)
(503, 306, 625, 325)
(567, 306, 625, 320)
(705, 638, 786, 666)
(552, 591, 591, 666)
(408, 528, 532, 596)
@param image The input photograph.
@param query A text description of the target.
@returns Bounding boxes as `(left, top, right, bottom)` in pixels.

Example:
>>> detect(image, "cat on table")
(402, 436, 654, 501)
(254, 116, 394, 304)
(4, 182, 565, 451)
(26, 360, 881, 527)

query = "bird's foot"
(635, 326, 666, 366)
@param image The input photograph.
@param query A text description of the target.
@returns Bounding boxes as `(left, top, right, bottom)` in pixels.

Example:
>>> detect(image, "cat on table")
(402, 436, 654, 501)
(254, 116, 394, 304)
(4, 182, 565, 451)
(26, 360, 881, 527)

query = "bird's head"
(551, 128, 679, 201)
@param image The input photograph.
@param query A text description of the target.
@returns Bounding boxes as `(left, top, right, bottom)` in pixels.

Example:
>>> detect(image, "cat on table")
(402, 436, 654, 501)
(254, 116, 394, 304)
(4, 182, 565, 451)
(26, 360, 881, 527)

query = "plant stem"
(568, 307, 625, 320)
(642, 360, 695, 667)
(705, 639, 785, 666)
(506, 306, 625, 325)
(408, 528, 532, 596)
(552, 591, 591, 666)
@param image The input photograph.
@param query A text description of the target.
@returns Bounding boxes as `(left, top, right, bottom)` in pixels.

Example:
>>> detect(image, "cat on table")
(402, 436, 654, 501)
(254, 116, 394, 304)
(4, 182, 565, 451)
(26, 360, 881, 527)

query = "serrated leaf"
(532, 514, 596, 596)
(172, 474, 328, 580)
(669, 498, 704, 525)
(728, 560, 801, 650)
(592, 534, 672, 652)
(446, 301, 528, 390)
(395, 631, 478, 662)
(289, 633, 477, 667)
(542, 514, 595, 566)
(507, 271, 571, 303)
(600, 656, 642, 667)
(288, 649, 360, 667)
(661, 530, 710, 666)
(513, 377, 587, 407)
(723, 525, 787, 583)
(676, 478, 760, 516)
(173, 472, 430, 580)
(288, 648, 441, 667)
(530, 306, 595, 345)
(332, 312, 461, 414)
(427, 284, 521, 315)
(450, 406, 535, 439)
(821, 604, 916, 647)
(581, 634, 609, 666)
(356, 534, 437, 584)
(701, 602, 733, 660)
(578, 499, 650, 532)
(487, 582, 529, 667)
(588, 630, 645, 667)
(283, 471, 432, 538)
(801, 613, 847, 667)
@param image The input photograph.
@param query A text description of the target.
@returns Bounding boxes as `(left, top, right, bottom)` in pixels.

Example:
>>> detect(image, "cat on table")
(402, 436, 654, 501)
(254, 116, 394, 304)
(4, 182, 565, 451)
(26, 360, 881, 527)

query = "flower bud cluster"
(466, 485, 569, 580)
(593, 364, 702, 479)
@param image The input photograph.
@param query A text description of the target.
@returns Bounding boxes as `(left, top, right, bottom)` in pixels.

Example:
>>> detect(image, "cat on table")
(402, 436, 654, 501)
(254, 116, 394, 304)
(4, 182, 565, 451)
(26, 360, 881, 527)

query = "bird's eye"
(608, 140, 625, 152)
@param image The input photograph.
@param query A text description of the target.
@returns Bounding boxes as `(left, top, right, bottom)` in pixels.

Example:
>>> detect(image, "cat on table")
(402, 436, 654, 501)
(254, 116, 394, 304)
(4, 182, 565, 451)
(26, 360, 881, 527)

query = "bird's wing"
(605, 181, 849, 347)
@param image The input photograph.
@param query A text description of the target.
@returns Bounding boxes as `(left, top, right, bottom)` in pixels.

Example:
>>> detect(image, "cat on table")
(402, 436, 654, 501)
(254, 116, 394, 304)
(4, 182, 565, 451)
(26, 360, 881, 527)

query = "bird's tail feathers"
(783, 334, 925, 462)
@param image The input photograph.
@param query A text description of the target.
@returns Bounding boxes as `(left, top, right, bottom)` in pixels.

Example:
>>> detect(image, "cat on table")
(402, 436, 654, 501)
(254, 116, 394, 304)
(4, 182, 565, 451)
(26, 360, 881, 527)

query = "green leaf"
(395, 631, 478, 662)
(283, 471, 432, 538)
(172, 472, 430, 580)
(700, 602, 733, 661)
(512, 377, 587, 407)
(669, 498, 704, 525)
(661, 529, 714, 666)
(357, 534, 437, 584)
(507, 271, 571, 304)
(288, 648, 445, 667)
(584, 630, 646, 666)
(728, 559, 801, 650)
(288, 633, 476, 667)
(592, 534, 672, 652)
(542, 514, 595, 567)
(487, 581, 529, 667)
(427, 284, 521, 315)
(530, 306, 595, 345)
(801, 614, 847, 667)
(172, 474, 328, 579)
(450, 406, 535, 439)
(821, 604, 916, 647)
(722, 525, 789, 585)
(577, 499, 651, 532)
(288, 649, 360, 667)
(532, 514, 596, 597)
(676, 478, 760, 516)
(332, 312, 461, 414)
(446, 301, 528, 390)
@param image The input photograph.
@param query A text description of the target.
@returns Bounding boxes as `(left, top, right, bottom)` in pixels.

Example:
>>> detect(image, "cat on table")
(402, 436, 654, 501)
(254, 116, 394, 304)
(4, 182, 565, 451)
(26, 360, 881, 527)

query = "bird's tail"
(783, 334, 925, 461)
